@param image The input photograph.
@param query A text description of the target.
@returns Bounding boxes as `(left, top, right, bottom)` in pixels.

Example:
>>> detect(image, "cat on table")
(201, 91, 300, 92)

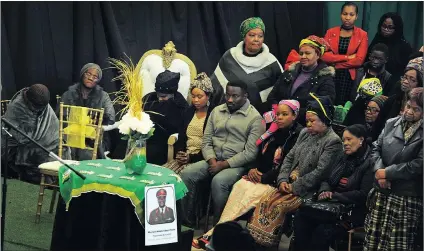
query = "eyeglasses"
(401, 75, 417, 85)
(365, 107, 380, 114)
(84, 72, 99, 80)
(381, 24, 395, 31)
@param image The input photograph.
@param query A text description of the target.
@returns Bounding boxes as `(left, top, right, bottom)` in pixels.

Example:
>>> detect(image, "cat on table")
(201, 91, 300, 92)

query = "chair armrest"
(167, 134, 179, 163)
(348, 227, 365, 234)
(102, 121, 122, 132)
(168, 133, 179, 144)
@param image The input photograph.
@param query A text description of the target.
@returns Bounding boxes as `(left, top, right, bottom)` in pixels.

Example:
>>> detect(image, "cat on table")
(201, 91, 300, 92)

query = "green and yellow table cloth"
(58, 159, 188, 225)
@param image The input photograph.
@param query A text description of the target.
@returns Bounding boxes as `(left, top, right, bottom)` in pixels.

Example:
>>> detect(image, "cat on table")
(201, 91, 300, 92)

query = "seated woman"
(210, 17, 283, 114)
(363, 88, 423, 251)
(246, 94, 343, 248)
(293, 124, 373, 251)
(268, 35, 335, 126)
(371, 57, 423, 141)
(2, 84, 64, 183)
(192, 100, 303, 248)
(342, 77, 383, 126)
(321, 2, 368, 105)
(60, 63, 116, 160)
(164, 73, 219, 174)
(143, 70, 189, 165)
(344, 95, 388, 138)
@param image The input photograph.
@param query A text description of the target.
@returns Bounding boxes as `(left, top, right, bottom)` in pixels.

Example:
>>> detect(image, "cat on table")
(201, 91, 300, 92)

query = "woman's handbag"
(300, 196, 354, 223)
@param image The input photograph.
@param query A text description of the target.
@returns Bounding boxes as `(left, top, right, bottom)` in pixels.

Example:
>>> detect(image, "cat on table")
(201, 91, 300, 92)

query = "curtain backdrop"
(1, 1, 324, 104)
(324, 2, 423, 49)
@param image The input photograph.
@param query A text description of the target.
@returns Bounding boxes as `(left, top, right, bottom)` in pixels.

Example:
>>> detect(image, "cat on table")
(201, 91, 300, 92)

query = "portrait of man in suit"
(148, 188, 175, 225)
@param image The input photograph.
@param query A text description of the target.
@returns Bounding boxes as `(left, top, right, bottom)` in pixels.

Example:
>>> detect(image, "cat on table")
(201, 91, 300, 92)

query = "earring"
(360, 141, 363, 145)
(207, 101, 210, 106)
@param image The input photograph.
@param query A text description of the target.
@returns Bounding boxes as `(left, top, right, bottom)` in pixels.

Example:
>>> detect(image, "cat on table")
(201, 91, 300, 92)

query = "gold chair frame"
(35, 103, 104, 223)
(138, 41, 198, 164)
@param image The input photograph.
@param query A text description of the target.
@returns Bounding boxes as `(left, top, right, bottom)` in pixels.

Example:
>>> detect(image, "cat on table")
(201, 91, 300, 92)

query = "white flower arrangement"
(107, 55, 155, 141)
(118, 110, 155, 140)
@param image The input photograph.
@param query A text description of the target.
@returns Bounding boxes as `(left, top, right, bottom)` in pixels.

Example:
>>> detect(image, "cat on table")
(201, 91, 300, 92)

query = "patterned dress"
(334, 36, 353, 105)
(186, 115, 206, 155)
(163, 115, 205, 174)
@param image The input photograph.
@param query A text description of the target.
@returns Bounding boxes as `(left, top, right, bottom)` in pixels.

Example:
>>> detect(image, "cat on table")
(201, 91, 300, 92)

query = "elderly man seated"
(2, 84, 62, 183)
(180, 81, 265, 226)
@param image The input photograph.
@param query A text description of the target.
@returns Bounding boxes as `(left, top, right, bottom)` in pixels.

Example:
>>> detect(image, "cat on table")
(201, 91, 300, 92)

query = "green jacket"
(202, 100, 265, 168)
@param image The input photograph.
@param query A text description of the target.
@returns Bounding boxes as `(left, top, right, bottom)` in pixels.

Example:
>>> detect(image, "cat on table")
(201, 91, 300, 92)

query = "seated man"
(142, 70, 188, 165)
(351, 43, 394, 100)
(60, 63, 115, 160)
(180, 81, 265, 226)
(2, 84, 62, 183)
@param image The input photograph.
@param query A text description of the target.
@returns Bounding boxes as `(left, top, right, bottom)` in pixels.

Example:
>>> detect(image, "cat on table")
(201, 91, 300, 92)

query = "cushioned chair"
(139, 41, 197, 102)
(136, 41, 197, 164)
(35, 103, 104, 223)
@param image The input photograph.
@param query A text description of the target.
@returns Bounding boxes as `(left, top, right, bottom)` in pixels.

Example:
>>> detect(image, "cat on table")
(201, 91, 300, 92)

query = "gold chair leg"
(35, 174, 46, 224)
(348, 232, 352, 251)
(49, 189, 57, 213)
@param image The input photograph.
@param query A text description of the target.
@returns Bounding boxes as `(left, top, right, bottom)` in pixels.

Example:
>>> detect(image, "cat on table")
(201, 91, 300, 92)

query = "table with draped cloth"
(50, 159, 191, 251)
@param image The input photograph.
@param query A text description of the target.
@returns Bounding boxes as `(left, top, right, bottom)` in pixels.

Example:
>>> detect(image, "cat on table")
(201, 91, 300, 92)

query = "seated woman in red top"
(321, 2, 368, 105)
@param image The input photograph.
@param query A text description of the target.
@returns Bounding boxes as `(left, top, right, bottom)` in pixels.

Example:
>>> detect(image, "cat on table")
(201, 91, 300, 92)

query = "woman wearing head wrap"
(163, 73, 215, 174)
(209, 17, 283, 115)
(371, 57, 423, 141)
(293, 124, 373, 251)
(268, 35, 336, 126)
(342, 76, 384, 130)
(2, 84, 64, 183)
(60, 63, 116, 160)
(368, 12, 413, 81)
(142, 70, 189, 165)
(239, 94, 343, 248)
(192, 99, 303, 249)
(343, 94, 388, 139)
(321, 2, 369, 105)
(364, 88, 423, 251)
(364, 95, 388, 128)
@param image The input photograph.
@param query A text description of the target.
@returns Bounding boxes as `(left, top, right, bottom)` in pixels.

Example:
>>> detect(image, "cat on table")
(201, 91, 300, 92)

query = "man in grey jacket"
(180, 81, 265, 226)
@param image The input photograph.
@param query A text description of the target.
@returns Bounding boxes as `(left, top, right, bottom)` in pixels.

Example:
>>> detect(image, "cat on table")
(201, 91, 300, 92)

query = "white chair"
(138, 41, 197, 102)
(138, 41, 197, 163)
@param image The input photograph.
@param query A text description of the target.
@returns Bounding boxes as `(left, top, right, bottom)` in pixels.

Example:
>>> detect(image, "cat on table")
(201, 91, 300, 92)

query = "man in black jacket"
(351, 43, 395, 100)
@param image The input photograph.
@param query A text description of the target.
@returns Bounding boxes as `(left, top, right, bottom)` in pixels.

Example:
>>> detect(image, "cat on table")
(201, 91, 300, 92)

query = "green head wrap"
(240, 17, 265, 39)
